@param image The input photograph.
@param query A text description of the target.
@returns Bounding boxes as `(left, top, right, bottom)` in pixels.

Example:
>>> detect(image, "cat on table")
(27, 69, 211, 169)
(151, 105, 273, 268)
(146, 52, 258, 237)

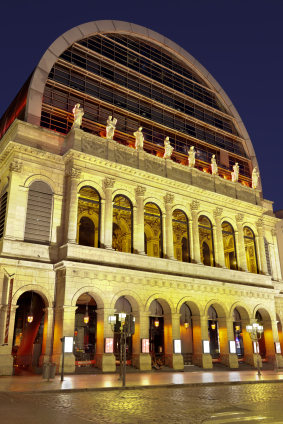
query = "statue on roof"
(252, 167, 259, 189)
(72, 103, 84, 129)
(188, 146, 196, 168)
(163, 136, 174, 159)
(211, 155, 218, 175)
(106, 116, 117, 140)
(231, 162, 239, 182)
(134, 127, 144, 150)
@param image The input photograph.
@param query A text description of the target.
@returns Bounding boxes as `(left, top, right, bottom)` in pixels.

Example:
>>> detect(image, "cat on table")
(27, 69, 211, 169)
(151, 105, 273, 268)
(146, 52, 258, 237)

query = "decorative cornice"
(235, 213, 244, 222)
(135, 186, 146, 197)
(103, 177, 115, 189)
(164, 193, 174, 204)
(9, 159, 22, 173)
(65, 167, 81, 180)
(213, 207, 223, 217)
(191, 200, 200, 211)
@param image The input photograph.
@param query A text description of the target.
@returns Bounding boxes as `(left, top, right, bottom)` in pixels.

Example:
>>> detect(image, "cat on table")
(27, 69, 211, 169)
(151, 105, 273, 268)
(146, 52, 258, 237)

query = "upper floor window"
(222, 222, 237, 270)
(24, 181, 53, 244)
(244, 226, 258, 274)
(0, 184, 8, 239)
(112, 195, 132, 253)
(199, 215, 214, 267)
(264, 237, 272, 276)
(144, 203, 162, 258)
(172, 209, 189, 262)
(77, 186, 100, 247)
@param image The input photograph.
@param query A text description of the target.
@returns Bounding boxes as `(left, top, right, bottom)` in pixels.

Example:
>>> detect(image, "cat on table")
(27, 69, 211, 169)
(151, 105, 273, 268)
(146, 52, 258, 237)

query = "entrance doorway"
(114, 297, 132, 363)
(149, 300, 164, 366)
(233, 308, 244, 358)
(208, 306, 219, 359)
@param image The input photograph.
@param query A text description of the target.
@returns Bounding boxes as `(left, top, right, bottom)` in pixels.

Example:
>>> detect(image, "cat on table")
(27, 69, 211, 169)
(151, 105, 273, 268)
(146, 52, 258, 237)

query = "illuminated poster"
(203, 340, 210, 353)
(105, 337, 114, 353)
(141, 339, 149, 353)
(229, 341, 236, 354)
(275, 342, 281, 354)
(64, 336, 74, 353)
(174, 339, 181, 353)
(253, 341, 259, 354)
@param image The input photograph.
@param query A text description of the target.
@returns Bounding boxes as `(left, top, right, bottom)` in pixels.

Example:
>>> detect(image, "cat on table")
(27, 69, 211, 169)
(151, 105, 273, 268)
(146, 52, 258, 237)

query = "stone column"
(188, 219, 194, 262)
(65, 167, 81, 244)
(100, 199, 105, 247)
(213, 208, 226, 268)
(218, 317, 239, 368)
(241, 319, 261, 367)
(264, 319, 283, 364)
(134, 186, 146, 254)
(39, 307, 54, 366)
(235, 213, 248, 272)
(164, 194, 175, 260)
(191, 315, 213, 369)
(272, 228, 282, 281)
(0, 305, 18, 375)
(103, 178, 115, 250)
(163, 313, 184, 370)
(4, 160, 23, 240)
(95, 308, 116, 372)
(52, 306, 77, 373)
(131, 311, 151, 370)
(191, 200, 201, 264)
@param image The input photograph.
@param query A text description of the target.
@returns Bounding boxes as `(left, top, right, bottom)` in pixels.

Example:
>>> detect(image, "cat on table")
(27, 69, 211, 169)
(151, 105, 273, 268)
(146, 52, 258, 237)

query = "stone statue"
(134, 127, 144, 150)
(188, 146, 196, 168)
(211, 155, 218, 175)
(231, 163, 239, 182)
(163, 136, 174, 159)
(72, 103, 84, 129)
(252, 167, 259, 189)
(106, 116, 117, 140)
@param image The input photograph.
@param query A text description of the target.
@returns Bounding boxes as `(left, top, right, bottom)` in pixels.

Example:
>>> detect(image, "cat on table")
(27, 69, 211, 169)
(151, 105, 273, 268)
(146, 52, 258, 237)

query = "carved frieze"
(145, 155, 166, 176)
(82, 134, 107, 158)
(116, 145, 138, 167)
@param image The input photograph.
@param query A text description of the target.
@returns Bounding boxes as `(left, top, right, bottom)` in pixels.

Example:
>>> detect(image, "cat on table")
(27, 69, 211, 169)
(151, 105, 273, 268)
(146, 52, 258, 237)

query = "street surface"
(1, 383, 283, 423)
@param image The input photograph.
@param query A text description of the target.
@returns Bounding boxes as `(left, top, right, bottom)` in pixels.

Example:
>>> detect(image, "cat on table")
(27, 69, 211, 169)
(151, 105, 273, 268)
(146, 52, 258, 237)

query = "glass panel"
(144, 203, 162, 258)
(244, 227, 258, 273)
(144, 202, 161, 216)
(199, 217, 214, 266)
(244, 226, 254, 238)
(222, 222, 237, 270)
(77, 187, 100, 247)
(222, 222, 233, 233)
(172, 210, 189, 262)
(114, 195, 131, 209)
(74, 294, 97, 364)
(113, 196, 132, 253)
(198, 215, 211, 228)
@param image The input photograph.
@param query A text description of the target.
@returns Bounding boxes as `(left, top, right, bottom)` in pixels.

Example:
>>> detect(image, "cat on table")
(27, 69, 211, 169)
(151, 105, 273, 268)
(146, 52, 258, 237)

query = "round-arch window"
(144, 203, 162, 258)
(172, 210, 189, 262)
(222, 222, 237, 270)
(78, 186, 100, 248)
(198, 216, 214, 267)
(112, 195, 132, 253)
(244, 227, 258, 274)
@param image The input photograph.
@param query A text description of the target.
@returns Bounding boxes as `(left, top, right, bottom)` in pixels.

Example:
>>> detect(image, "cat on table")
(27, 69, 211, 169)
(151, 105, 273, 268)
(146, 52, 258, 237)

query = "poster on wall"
(141, 339, 149, 353)
(203, 340, 210, 353)
(64, 337, 74, 353)
(173, 339, 181, 354)
(229, 341, 236, 354)
(105, 338, 114, 353)
(275, 342, 281, 354)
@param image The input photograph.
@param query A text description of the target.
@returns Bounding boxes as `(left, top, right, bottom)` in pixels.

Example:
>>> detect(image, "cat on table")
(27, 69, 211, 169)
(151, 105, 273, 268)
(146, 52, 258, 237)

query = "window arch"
(198, 215, 214, 266)
(77, 186, 100, 247)
(244, 226, 258, 274)
(112, 195, 133, 253)
(144, 202, 163, 258)
(172, 209, 190, 262)
(0, 183, 8, 240)
(222, 222, 237, 270)
(24, 181, 53, 243)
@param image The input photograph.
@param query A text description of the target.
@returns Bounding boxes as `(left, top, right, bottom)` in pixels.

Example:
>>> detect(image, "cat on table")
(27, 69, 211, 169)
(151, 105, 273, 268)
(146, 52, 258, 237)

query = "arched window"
(112, 195, 133, 253)
(144, 203, 162, 258)
(244, 227, 258, 274)
(198, 216, 214, 267)
(172, 209, 189, 262)
(77, 186, 100, 247)
(24, 181, 53, 243)
(222, 222, 237, 270)
(0, 183, 8, 239)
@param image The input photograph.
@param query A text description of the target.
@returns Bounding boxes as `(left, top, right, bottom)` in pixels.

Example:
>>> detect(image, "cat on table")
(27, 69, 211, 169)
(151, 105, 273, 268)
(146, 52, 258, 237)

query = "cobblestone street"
(1, 383, 283, 423)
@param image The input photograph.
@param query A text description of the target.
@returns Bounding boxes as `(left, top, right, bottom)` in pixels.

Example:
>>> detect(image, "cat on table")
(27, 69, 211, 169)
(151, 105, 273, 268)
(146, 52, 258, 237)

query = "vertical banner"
(4, 278, 14, 343)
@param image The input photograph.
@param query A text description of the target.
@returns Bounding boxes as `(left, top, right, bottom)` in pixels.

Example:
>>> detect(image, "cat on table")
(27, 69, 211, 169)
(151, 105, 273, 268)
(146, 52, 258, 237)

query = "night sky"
(1, 0, 282, 210)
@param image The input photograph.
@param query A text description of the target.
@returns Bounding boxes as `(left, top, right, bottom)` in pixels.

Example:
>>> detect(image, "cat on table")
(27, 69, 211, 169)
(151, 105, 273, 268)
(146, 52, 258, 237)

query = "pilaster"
(65, 167, 81, 244)
(235, 213, 248, 272)
(134, 186, 146, 254)
(191, 201, 201, 264)
(103, 178, 115, 250)
(213, 208, 226, 268)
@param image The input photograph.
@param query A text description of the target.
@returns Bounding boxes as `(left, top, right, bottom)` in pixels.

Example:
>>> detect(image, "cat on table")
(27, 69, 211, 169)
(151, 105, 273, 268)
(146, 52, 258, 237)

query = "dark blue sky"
(1, 0, 282, 210)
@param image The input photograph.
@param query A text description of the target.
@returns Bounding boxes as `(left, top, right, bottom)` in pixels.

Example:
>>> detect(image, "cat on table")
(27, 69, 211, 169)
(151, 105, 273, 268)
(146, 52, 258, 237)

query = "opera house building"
(0, 20, 282, 376)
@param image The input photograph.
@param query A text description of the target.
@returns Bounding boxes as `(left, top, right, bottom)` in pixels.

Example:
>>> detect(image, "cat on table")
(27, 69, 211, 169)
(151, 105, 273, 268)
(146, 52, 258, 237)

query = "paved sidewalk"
(1, 369, 283, 393)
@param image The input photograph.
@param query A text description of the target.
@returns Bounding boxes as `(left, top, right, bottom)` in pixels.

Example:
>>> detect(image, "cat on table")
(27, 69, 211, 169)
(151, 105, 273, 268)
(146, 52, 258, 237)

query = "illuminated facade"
(0, 21, 283, 376)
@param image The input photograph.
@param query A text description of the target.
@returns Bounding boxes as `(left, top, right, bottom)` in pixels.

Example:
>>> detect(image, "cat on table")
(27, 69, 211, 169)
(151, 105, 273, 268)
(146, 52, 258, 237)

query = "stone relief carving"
(135, 186, 146, 197)
(190, 200, 200, 210)
(252, 167, 259, 189)
(72, 103, 84, 129)
(163, 137, 174, 159)
(66, 167, 81, 179)
(231, 163, 239, 182)
(235, 213, 244, 222)
(188, 146, 196, 168)
(103, 177, 115, 189)
(211, 155, 218, 175)
(106, 116, 117, 140)
(256, 218, 263, 227)
(116, 145, 138, 166)
(164, 193, 174, 204)
(82, 134, 107, 156)
(134, 127, 144, 150)
(271, 228, 277, 237)
(213, 207, 223, 217)
(145, 156, 165, 174)
(9, 159, 22, 173)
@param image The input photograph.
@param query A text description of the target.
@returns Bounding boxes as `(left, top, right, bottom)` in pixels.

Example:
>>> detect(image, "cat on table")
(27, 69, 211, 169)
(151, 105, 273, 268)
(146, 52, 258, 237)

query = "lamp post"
(108, 312, 135, 387)
(246, 322, 264, 375)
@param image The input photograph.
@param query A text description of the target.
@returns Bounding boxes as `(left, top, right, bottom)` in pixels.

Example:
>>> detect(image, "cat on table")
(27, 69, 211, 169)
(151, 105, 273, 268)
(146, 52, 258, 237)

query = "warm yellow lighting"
(211, 322, 216, 330)
(84, 313, 89, 324)
(27, 315, 33, 323)
(154, 317, 159, 327)
(235, 325, 240, 332)
(184, 321, 189, 330)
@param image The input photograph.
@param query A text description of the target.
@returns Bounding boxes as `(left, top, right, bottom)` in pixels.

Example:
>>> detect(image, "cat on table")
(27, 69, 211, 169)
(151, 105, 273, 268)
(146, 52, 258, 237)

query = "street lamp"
(246, 322, 264, 375)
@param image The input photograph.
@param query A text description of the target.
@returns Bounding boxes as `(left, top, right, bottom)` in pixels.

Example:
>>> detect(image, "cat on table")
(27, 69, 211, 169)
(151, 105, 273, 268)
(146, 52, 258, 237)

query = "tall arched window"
(198, 216, 214, 267)
(172, 209, 189, 262)
(0, 183, 8, 239)
(244, 227, 258, 274)
(222, 222, 237, 270)
(77, 186, 100, 247)
(144, 203, 162, 258)
(112, 195, 133, 253)
(24, 181, 53, 243)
